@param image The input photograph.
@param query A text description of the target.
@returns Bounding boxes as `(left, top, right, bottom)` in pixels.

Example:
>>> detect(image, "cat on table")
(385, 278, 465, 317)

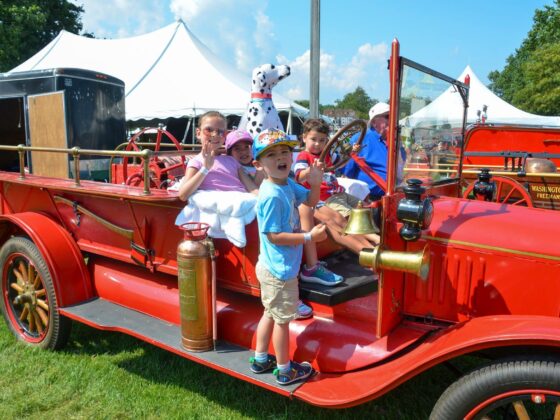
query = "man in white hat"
(342, 102, 392, 200)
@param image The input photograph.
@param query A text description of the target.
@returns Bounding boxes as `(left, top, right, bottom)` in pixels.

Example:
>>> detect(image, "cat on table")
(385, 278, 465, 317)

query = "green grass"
(0, 320, 476, 419)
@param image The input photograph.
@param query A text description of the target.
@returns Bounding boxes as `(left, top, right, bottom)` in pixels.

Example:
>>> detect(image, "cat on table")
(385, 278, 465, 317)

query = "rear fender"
(294, 315, 560, 408)
(0, 212, 92, 306)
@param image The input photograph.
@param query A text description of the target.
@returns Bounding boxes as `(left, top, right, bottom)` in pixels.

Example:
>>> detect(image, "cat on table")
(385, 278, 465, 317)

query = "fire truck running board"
(60, 298, 303, 394)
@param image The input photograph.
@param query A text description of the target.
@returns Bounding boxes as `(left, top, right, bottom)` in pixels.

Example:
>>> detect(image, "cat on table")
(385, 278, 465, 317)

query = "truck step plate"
(60, 298, 303, 394)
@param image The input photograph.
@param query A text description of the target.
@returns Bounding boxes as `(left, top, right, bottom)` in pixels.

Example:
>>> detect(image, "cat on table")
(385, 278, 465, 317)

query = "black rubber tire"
(0, 236, 71, 349)
(430, 358, 560, 420)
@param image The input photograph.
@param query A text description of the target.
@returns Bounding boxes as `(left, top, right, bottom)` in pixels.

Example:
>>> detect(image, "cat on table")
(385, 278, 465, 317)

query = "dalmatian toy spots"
(239, 64, 291, 137)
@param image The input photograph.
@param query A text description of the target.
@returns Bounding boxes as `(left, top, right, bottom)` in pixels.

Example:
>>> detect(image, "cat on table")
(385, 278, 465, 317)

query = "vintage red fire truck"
(1, 40, 560, 419)
(461, 124, 560, 210)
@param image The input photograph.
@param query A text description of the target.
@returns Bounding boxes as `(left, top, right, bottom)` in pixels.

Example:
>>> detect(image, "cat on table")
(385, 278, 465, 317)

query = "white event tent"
(10, 20, 307, 126)
(404, 65, 560, 128)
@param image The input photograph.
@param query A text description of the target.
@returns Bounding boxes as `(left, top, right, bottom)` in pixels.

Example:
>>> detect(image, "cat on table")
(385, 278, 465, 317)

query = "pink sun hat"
(225, 129, 253, 153)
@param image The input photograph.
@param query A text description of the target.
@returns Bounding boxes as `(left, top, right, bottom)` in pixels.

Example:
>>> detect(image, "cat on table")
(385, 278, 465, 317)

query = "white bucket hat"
(368, 102, 390, 121)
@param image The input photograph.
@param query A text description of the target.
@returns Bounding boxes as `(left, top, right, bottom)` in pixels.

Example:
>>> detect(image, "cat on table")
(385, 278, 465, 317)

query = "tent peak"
(10, 20, 308, 121)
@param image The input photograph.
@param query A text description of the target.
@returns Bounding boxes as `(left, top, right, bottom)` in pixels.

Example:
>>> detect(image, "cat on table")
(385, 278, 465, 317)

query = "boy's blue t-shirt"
(256, 178, 310, 280)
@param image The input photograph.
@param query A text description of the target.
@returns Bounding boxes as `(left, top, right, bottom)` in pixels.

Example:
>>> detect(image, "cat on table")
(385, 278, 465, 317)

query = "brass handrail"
(462, 169, 560, 178)
(0, 144, 196, 195)
(404, 166, 560, 178)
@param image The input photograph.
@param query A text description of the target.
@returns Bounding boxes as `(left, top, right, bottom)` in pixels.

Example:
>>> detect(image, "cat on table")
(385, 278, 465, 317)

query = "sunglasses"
(202, 127, 226, 137)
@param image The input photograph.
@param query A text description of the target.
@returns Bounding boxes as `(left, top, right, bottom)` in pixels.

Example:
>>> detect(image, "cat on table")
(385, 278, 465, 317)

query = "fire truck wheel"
(0, 237, 71, 350)
(430, 358, 560, 420)
(463, 175, 533, 207)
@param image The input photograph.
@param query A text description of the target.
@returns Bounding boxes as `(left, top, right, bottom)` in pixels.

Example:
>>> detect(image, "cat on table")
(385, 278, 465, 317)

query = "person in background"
(177, 111, 258, 201)
(342, 102, 405, 200)
(249, 129, 324, 385)
(225, 129, 265, 186)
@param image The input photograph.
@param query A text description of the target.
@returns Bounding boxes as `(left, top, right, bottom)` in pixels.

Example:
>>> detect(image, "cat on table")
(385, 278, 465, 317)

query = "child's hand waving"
(201, 141, 215, 170)
(307, 159, 324, 187)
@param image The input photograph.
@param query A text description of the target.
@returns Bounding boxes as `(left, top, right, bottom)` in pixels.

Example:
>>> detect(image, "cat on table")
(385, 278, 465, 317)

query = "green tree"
(0, 0, 87, 72)
(295, 99, 309, 109)
(512, 42, 560, 115)
(334, 86, 375, 119)
(488, 0, 560, 115)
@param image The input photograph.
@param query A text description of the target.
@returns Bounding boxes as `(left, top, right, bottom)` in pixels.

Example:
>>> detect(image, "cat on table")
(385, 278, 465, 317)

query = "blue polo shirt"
(342, 128, 387, 197)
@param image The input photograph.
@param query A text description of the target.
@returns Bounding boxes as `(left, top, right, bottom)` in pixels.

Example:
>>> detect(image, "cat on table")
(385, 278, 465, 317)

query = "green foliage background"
(0, 0, 86, 72)
(488, 0, 560, 115)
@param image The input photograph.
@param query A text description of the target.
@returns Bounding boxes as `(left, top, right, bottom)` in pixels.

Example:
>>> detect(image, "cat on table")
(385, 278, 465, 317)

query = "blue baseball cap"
(253, 129, 299, 160)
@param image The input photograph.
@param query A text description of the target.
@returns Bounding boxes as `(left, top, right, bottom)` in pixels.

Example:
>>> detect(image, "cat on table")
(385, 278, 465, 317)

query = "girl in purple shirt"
(178, 111, 258, 201)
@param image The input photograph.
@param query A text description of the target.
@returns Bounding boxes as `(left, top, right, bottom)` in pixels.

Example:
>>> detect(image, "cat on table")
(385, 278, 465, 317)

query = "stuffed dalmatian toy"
(239, 64, 291, 137)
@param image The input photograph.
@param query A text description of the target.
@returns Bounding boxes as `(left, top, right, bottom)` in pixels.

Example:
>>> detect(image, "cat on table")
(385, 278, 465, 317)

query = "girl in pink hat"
(225, 129, 265, 186)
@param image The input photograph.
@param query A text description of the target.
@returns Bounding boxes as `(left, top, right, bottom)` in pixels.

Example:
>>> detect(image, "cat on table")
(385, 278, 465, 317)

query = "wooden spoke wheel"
(319, 119, 367, 172)
(0, 237, 71, 349)
(431, 359, 560, 420)
(463, 175, 533, 207)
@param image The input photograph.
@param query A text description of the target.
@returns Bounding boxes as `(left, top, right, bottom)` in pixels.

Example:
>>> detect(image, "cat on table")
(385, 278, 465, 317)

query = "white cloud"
(169, 0, 276, 73)
(72, 0, 389, 104)
(73, 0, 168, 38)
(276, 42, 388, 103)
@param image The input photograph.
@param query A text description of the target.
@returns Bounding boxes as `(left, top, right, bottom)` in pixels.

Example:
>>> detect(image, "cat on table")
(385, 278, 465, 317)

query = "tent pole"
(192, 117, 196, 144)
(182, 118, 192, 143)
(287, 109, 293, 134)
(192, 106, 197, 144)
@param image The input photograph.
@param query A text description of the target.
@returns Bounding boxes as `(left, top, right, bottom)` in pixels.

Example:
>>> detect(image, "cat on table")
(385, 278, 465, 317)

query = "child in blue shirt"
(250, 129, 327, 385)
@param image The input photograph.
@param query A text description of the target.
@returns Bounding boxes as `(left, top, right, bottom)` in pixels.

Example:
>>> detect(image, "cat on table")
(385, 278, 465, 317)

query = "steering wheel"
(319, 119, 388, 193)
(121, 127, 186, 188)
(463, 175, 533, 207)
(319, 120, 367, 172)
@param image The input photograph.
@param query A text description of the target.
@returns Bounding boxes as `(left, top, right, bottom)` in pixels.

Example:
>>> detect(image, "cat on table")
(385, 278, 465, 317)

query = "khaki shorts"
(325, 192, 362, 218)
(256, 262, 298, 324)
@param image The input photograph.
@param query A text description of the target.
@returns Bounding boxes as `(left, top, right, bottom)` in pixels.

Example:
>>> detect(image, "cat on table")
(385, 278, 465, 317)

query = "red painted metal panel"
(402, 197, 560, 322)
(428, 197, 560, 259)
(376, 194, 407, 337)
(464, 125, 560, 168)
(90, 254, 428, 373)
(0, 212, 92, 306)
(294, 316, 560, 408)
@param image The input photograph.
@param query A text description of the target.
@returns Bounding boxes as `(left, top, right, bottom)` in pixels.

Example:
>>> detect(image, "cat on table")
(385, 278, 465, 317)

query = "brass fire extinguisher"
(177, 222, 216, 352)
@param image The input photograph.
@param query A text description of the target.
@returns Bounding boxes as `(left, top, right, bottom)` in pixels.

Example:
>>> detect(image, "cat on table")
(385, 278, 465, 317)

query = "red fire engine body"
(1, 40, 559, 419)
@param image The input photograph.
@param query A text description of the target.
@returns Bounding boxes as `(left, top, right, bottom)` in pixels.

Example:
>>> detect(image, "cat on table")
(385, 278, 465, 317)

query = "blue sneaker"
(274, 361, 314, 385)
(249, 354, 277, 374)
(300, 264, 343, 286)
(295, 300, 313, 320)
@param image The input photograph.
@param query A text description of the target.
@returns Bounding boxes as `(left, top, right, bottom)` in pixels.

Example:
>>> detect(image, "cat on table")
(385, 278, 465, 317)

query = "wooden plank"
(28, 92, 69, 178)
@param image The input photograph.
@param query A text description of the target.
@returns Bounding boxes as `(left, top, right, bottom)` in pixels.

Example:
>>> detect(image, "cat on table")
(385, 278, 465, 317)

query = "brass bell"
(344, 201, 377, 235)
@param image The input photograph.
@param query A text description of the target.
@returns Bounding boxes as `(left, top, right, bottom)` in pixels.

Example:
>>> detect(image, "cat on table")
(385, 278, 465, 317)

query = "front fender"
(0, 212, 92, 306)
(294, 315, 560, 408)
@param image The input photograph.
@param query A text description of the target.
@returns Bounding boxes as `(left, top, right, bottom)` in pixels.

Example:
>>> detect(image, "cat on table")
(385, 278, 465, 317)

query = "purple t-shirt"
(187, 154, 247, 192)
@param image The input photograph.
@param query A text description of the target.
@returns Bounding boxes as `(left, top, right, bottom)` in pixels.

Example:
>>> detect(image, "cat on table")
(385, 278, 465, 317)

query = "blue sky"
(72, 0, 555, 104)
